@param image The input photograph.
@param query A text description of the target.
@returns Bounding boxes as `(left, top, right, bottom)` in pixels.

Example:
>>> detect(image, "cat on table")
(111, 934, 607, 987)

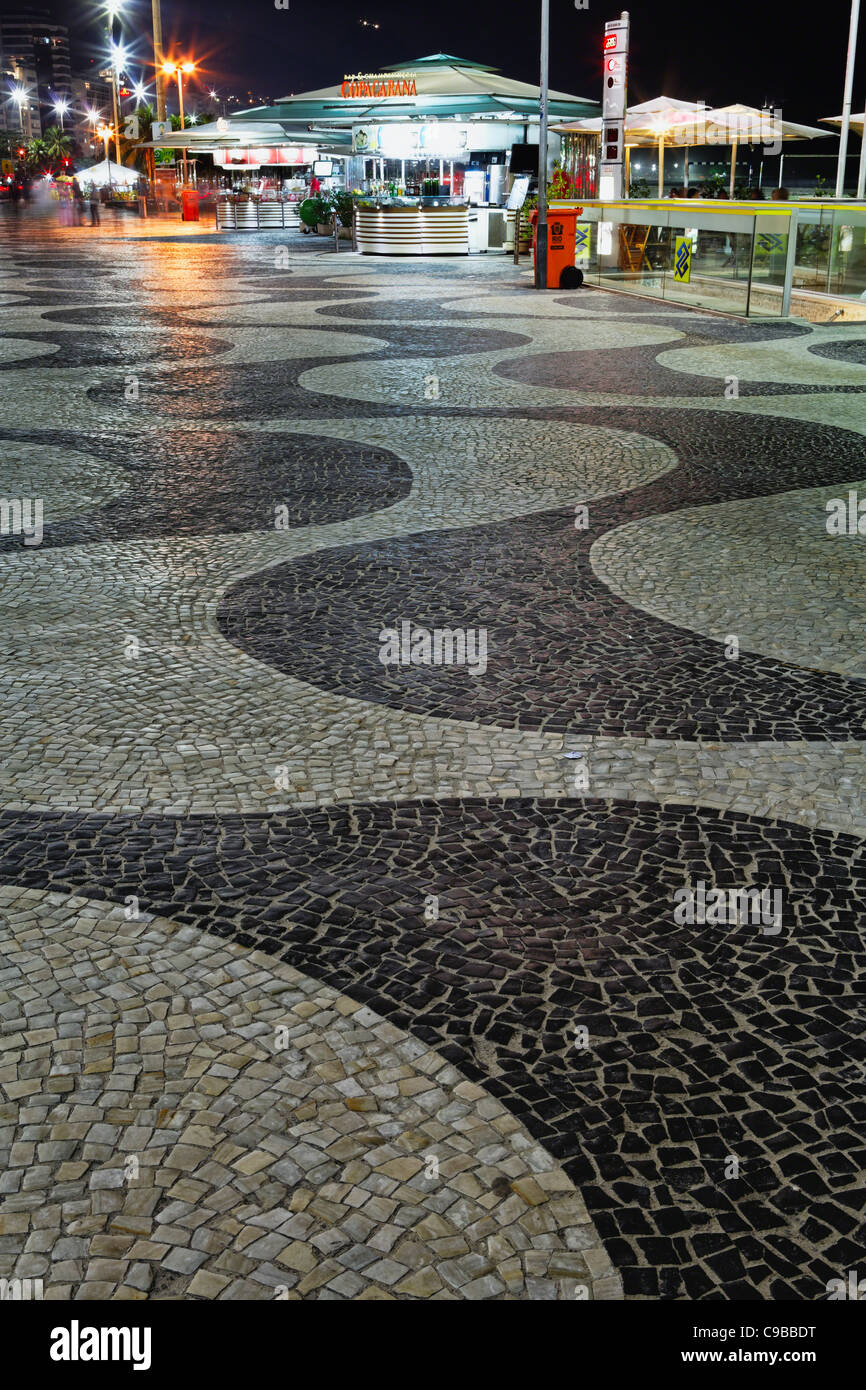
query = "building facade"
(0, 3, 72, 137)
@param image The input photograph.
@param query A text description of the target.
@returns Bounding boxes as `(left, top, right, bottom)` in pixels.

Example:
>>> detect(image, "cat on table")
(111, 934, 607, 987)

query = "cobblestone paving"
(0, 886, 611, 1301)
(0, 211, 865, 1301)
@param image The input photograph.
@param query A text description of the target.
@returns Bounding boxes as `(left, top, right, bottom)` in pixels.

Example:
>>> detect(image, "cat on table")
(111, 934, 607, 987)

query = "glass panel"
(747, 227, 788, 315)
(793, 216, 833, 294)
(585, 219, 753, 315)
(827, 213, 866, 301)
(661, 226, 752, 316)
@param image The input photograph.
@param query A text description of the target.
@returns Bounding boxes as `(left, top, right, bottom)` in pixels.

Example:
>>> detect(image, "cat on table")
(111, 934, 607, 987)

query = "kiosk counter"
(355, 199, 470, 255)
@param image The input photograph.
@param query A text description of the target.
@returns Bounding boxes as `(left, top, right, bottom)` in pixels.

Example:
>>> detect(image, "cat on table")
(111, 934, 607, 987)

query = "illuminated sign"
(341, 73, 417, 98)
(354, 123, 469, 158)
(603, 33, 618, 50)
(673, 235, 692, 283)
(218, 146, 319, 167)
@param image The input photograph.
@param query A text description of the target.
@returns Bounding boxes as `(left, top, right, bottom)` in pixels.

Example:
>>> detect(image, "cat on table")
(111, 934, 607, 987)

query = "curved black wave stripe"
(216, 408, 866, 740)
(0, 429, 412, 547)
(494, 332, 860, 398)
(0, 328, 236, 372)
(0, 798, 863, 1300)
(808, 339, 866, 367)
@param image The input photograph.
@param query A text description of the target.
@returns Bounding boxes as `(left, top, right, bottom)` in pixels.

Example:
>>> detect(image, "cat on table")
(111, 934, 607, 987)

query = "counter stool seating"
(619, 223, 650, 272)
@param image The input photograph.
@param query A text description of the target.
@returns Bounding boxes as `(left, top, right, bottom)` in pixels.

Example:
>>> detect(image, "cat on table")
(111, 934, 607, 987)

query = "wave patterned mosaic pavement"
(1, 213, 865, 1301)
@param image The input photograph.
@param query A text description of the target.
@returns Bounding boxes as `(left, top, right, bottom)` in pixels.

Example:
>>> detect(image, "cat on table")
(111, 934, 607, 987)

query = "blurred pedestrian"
(72, 179, 86, 226)
(89, 184, 101, 225)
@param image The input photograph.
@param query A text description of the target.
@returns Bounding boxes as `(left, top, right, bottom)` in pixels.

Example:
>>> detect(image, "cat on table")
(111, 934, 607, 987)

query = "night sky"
(60, 0, 861, 125)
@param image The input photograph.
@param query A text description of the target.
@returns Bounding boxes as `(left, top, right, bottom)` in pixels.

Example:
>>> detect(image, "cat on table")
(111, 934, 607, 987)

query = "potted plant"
(331, 190, 354, 239)
(518, 194, 536, 252)
(309, 193, 333, 233)
(298, 196, 320, 233)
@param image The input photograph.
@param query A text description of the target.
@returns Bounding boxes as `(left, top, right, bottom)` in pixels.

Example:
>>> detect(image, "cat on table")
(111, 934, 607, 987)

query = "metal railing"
(551, 198, 866, 316)
(215, 201, 301, 231)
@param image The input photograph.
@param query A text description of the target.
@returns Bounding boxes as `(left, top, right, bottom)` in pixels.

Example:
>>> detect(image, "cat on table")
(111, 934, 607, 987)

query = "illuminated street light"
(162, 60, 196, 185)
(110, 41, 130, 75)
(53, 96, 69, 129)
(9, 83, 33, 141)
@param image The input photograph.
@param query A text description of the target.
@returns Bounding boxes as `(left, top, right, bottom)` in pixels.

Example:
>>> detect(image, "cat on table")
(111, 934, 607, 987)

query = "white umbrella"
(79, 158, 141, 189)
(556, 97, 704, 196)
(821, 112, 866, 197)
(557, 99, 831, 197)
(706, 105, 831, 196)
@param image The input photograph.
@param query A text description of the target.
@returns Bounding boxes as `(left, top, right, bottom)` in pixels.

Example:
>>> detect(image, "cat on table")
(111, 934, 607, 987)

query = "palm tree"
(43, 124, 72, 170)
(25, 137, 49, 172)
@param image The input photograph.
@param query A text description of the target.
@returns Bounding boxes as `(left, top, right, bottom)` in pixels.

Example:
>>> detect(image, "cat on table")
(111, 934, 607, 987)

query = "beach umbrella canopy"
(78, 158, 141, 188)
(822, 111, 866, 133)
(706, 105, 831, 195)
(556, 98, 724, 195)
(822, 113, 866, 197)
(556, 98, 831, 196)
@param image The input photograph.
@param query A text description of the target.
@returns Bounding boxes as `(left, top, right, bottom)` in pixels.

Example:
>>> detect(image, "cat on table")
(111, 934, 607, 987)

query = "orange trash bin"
(181, 188, 200, 222)
(532, 208, 582, 287)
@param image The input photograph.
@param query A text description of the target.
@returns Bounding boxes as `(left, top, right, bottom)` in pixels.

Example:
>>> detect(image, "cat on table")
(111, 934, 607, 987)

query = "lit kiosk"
(152, 55, 597, 252)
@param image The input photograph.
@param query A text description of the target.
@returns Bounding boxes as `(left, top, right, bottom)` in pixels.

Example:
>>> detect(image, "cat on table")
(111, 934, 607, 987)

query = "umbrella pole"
(684, 147, 689, 190)
(857, 110, 866, 198)
(658, 134, 664, 196)
(778, 151, 784, 189)
(729, 137, 737, 197)
(835, 0, 861, 196)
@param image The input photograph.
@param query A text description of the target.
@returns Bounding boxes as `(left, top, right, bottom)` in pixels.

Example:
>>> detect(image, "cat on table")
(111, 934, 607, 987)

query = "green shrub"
(298, 197, 320, 227)
(331, 190, 354, 226)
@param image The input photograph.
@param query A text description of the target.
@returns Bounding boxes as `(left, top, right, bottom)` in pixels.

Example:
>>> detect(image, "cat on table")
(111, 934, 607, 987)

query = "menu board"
(506, 175, 530, 210)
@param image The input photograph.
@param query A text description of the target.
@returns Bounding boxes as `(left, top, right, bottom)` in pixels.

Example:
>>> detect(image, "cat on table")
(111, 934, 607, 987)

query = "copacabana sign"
(342, 73, 417, 98)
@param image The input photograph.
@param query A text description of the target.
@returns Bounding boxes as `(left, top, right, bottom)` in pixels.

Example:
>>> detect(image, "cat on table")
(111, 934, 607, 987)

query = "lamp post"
(152, 0, 166, 122)
(11, 85, 30, 142)
(162, 60, 195, 186)
(104, 7, 126, 168)
(836, 0, 861, 196)
(535, 0, 550, 289)
(97, 124, 114, 189)
(53, 97, 69, 130)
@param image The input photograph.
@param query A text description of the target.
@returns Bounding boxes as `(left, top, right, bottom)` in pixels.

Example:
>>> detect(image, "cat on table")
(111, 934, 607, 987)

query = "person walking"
(72, 179, 86, 226)
(89, 184, 101, 226)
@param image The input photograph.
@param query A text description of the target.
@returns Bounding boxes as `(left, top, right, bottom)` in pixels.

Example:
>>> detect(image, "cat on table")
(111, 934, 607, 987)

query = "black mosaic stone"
(808, 338, 866, 367)
(216, 409, 866, 740)
(0, 429, 412, 546)
(0, 797, 862, 1301)
(495, 333, 864, 398)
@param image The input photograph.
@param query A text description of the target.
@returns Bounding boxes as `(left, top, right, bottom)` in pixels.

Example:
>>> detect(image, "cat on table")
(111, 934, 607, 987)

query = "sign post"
(535, 0, 550, 289)
(600, 12, 629, 199)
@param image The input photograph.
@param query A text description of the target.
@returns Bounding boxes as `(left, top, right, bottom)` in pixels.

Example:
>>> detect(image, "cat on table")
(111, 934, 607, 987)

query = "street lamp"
(535, 0, 550, 289)
(53, 97, 69, 129)
(103, 1, 127, 168)
(162, 60, 195, 185)
(97, 123, 115, 189)
(10, 84, 30, 141)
